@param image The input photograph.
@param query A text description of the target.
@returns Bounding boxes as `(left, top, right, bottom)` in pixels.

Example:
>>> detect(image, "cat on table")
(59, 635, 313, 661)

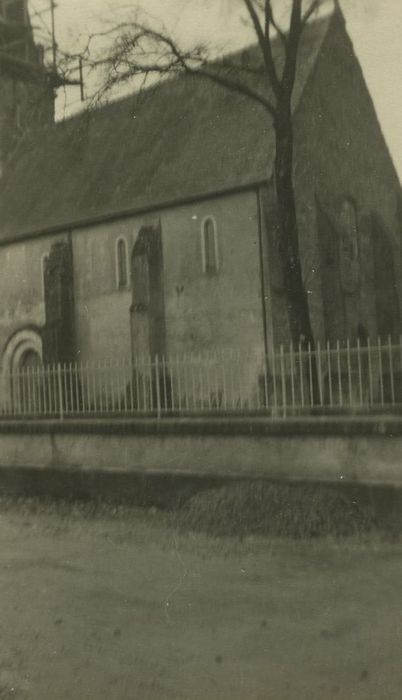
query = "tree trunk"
(274, 103, 320, 405)
(274, 104, 314, 348)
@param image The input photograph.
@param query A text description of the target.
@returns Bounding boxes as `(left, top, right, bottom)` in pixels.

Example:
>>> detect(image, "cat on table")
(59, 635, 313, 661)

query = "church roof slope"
(0, 13, 334, 242)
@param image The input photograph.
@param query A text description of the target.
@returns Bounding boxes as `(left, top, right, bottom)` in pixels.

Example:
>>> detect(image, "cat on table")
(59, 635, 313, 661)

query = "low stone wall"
(0, 416, 401, 487)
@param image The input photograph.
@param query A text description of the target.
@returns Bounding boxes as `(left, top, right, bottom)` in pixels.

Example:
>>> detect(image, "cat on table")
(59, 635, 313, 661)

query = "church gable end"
(292, 10, 402, 342)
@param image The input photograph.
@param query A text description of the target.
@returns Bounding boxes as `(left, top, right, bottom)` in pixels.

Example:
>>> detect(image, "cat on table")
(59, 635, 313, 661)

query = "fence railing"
(2, 337, 402, 420)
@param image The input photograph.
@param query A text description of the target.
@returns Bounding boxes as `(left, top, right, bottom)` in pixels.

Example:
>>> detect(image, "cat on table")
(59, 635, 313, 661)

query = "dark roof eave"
(0, 177, 272, 247)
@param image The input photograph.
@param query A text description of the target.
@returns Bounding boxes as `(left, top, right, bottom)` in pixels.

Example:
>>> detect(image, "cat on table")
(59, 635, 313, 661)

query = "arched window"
(340, 199, 358, 262)
(201, 217, 219, 274)
(116, 237, 129, 289)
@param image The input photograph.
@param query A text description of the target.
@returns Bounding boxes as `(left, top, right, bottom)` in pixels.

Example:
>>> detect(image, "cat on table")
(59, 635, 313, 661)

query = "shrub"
(175, 481, 377, 539)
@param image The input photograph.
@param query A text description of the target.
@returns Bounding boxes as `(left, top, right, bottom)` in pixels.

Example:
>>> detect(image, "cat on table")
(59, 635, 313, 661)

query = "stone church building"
(0, 1, 401, 380)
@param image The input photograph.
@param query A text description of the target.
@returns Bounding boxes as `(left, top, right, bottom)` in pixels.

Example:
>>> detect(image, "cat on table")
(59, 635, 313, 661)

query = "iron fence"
(2, 336, 402, 420)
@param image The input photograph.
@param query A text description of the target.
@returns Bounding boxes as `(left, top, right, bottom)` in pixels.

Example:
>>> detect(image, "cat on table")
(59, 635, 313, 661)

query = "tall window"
(116, 237, 128, 288)
(339, 198, 359, 294)
(201, 217, 219, 274)
(340, 199, 358, 262)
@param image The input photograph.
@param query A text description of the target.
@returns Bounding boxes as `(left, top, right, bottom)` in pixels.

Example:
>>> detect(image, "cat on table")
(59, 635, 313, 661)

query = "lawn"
(0, 500, 401, 699)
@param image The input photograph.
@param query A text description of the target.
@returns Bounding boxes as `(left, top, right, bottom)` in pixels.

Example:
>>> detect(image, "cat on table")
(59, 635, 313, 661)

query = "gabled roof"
(0, 12, 335, 243)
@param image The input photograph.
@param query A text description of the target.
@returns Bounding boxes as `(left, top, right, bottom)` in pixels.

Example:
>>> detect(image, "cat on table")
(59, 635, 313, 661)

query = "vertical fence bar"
(272, 345, 278, 413)
(150, 356, 155, 413)
(196, 353, 202, 412)
(190, 352, 198, 411)
(378, 337, 384, 407)
(57, 363, 64, 420)
(388, 335, 395, 406)
(298, 341, 304, 409)
(61, 363, 67, 416)
(40, 365, 47, 415)
(97, 360, 104, 413)
(74, 363, 80, 415)
(316, 341, 323, 407)
(32, 366, 37, 414)
(37, 365, 43, 415)
(181, 353, 188, 411)
(326, 341, 333, 408)
(357, 338, 363, 407)
(85, 361, 91, 414)
(280, 345, 286, 416)
(53, 363, 59, 416)
(115, 360, 120, 414)
(155, 355, 161, 419)
(123, 359, 128, 414)
(237, 350, 241, 411)
(141, 356, 147, 413)
(336, 340, 343, 409)
(367, 338, 373, 406)
(228, 350, 236, 411)
(28, 367, 35, 415)
(104, 359, 110, 413)
(11, 371, 17, 416)
(346, 339, 353, 406)
(25, 367, 31, 415)
(115, 359, 120, 414)
(17, 369, 22, 415)
(263, 351, 270, 411)
(212, 351, 220, 411)
(168, 356, 175, 413)
(307, 342, 314, 407)
(32, 366, 38, 415)
(46, 363, 52, 415)
(221, 352, 228, 412)
(128, 360, 134, 413)
(90, 362, 96, 414)
(247, 349, 254, 409)
(289, 342, 295, 410)
(109, 358, 115, 413)
(161, 356, 167, 413)
(68, 362, 74, 415)
(29, 367, 34, 414)
(176, 354, 182, 414)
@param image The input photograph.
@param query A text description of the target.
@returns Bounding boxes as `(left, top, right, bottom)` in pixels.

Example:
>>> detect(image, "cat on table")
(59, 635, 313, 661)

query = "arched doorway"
(20, 349, 42, 370)
(1, 328, 43, 414)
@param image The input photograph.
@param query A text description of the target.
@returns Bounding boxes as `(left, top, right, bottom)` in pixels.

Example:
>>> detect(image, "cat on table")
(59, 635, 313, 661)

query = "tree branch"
(87, 21, 277, 117)
(281, 0, 303, 98)
(265, 0, 287, 46)
(242, 0, 282, 98)
(301, 0, 322, 25)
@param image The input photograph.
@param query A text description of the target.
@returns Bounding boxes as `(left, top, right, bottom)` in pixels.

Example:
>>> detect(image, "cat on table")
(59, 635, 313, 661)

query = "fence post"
(57, 363, 64, 421)
(154, 354, 161, 420)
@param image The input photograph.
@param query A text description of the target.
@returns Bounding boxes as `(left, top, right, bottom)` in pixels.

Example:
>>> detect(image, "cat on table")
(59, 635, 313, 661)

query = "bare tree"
(73, 0, 333, 347)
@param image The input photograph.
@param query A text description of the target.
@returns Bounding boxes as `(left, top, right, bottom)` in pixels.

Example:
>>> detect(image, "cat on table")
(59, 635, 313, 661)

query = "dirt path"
(0, 504, 401, 699)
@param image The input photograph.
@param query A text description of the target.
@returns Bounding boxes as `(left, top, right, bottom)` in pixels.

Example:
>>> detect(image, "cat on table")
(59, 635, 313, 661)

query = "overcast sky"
(29, 0, 402, 180)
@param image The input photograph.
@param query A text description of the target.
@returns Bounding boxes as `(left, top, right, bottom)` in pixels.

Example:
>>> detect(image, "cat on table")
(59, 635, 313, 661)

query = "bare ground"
(0, 501, 401, 700)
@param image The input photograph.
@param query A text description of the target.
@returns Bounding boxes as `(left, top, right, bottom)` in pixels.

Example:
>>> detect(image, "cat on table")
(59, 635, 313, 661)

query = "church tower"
(0, 0, 54, 168)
